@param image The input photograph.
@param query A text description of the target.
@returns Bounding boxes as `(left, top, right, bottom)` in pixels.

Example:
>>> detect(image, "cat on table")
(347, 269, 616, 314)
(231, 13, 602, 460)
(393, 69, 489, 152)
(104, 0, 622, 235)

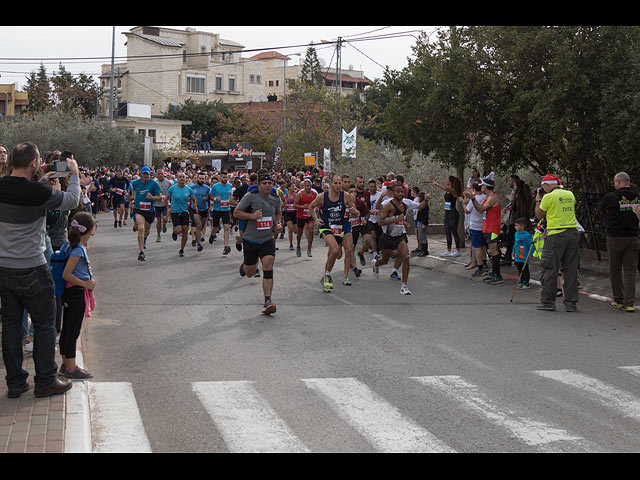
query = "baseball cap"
(141, 166, 151, 174)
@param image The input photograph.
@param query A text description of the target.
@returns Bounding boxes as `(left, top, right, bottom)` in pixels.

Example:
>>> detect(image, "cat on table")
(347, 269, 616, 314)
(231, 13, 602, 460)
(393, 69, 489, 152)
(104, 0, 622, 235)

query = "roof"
(322, 72, 373, 85)
(219, 38, 244, 48)
(250, 51, 290, 60)
(128, 32, 185, 48)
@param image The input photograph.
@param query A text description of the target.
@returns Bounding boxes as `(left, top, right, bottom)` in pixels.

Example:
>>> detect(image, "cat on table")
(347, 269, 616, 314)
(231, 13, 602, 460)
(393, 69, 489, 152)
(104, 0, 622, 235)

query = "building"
(0, 83, 28, 118)
(100, 26, 267, 117)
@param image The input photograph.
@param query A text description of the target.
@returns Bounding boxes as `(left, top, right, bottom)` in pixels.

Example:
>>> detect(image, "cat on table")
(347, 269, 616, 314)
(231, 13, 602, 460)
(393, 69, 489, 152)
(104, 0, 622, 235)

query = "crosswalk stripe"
(192, 381, 310, 453)
(87, 382, 152, 453)
(302, 377, 454, 453)
(619, 366, 640, 377)
(533, 369, 640, 421)
(411, 375, 595, 452)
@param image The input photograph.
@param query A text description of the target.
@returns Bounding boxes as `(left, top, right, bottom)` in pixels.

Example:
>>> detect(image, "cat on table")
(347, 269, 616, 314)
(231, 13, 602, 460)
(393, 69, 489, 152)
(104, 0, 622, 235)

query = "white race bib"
(257, 216, 273, 230)
(330, 224, 343, 235)
(139, 201, 151, 211)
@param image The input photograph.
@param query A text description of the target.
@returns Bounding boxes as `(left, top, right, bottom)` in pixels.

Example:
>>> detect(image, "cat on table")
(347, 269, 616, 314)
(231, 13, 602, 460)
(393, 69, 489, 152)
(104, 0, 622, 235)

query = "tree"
(299, 44, 324, 89)
(25, 64, 52, 113)
(163, 98, 231, 143)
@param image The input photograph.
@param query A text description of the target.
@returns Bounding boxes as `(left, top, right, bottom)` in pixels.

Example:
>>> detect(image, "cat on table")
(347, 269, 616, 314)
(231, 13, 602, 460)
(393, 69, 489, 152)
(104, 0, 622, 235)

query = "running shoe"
(390, 271, 401, 281)
(236, 241, 242, 252)
(307, 249, 312, 257)
(238, 262, 246, 277)
(471, 266, 487, 277)
(343, 278, 352, 286)
(322, 274, 333, 292)
(449, 250, 461, 257)
(209, 234, 215, 244)
(156, 235, 161, 243)
(172, 232, 178, 241)
(138, 252, 145, 261)
(482, 273, 495, 282)
(621, 306, 636, 313)
(400, 285, 412, 295)
(63, 366, 93, 380)
(119, 220, 122, 227)
(223, 246, 231, 255)
(163, 225, 167, 233)
(296, 247, 301, 257)
(517, 282, 530, 289)
(262, 301, 277, 315)
(487, 275, 504, 285)
(197, 244, 204, 252)
(358, 252, 366, 266)
(179, 249, 184, 257)
(114, 221, 118, 228)
(192, 239, 197, 247)
(353, 267, 362, 278)
(289, 244, 294, 250)
(608, 301, 623, 309)
(372, 258, 379, 275)
(440, 251, 452, 257)
(254, 269, 260, 277)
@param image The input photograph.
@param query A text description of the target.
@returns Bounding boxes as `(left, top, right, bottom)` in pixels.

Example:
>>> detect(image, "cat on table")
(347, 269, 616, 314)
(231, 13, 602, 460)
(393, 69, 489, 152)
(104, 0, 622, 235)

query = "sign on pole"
(342, 127, 356, 158)
(304, 152, 316, 166)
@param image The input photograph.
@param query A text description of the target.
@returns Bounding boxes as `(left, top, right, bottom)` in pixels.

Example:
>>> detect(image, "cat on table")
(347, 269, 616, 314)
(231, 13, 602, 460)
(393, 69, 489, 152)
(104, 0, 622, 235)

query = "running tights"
(444, 210, 460, 250)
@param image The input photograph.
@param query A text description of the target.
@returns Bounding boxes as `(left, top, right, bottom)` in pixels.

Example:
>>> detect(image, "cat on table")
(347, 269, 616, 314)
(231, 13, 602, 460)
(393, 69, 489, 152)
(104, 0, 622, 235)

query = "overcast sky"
(0, 26, 441, 90)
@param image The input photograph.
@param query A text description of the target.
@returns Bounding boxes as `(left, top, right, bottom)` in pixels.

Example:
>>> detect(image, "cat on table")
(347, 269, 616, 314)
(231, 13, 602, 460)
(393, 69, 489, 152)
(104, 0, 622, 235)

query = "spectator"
(427, 176, 463, 257)
(502, 175, 521, 266)
(202, 131, 211, 153)
(598, 172, 640, 313)
(534, 173, 580, 312)
(0, 142, 81, 398)
(0, 144, 8, 176)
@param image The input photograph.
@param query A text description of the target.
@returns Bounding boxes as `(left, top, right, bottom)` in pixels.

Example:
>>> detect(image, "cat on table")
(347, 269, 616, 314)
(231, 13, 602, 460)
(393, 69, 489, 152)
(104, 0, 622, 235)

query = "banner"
(323, 148, 331, 171)
(304, 152, 316, 167)
(342, 127, 356, 158)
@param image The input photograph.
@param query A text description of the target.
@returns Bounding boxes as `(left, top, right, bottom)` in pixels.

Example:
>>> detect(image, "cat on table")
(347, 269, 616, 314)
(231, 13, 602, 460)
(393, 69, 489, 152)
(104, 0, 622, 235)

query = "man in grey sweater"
(0, 142, 81, 398)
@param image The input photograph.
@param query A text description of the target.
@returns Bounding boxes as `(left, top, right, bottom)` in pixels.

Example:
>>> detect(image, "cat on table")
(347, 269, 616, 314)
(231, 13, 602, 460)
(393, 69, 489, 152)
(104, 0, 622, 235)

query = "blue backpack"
(50, 242, 72, 296)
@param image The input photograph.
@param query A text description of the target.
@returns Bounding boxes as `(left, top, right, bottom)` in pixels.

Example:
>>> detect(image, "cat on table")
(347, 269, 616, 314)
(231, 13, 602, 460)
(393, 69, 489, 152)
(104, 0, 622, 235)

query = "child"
(60, 212, 97, 379)
(513, 217, 534, 289)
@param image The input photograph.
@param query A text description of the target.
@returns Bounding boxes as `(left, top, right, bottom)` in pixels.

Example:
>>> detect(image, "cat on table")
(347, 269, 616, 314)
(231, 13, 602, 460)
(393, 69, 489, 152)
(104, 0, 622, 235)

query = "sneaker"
(239, 262, 246, 277)
(400, 285, 412, 295)
(223, 246, 231, 255)
(254, 269, 260, 277)
(262, 301, 277, 315)
(411, 248, 422, 255)
(536, 303, 556, 311)
(197, 244, 204, 252)
(289, 244, 294, 251)
(440, 251, 452, 257)
(390, 271, 401, 281)
(209, 234, 215, 245)
(23, 339, 33, 353)
(358, 252, 366, 266)
(179, 249, 184, 257)
(236, 241, 243, 252)
(322, 274, 333, 292)
(307, 249, 312, 257)
(449, 250, 461, 257)
(156, 235, 161, 243)
(487, 275, 504, 285)
(482, 273, 495, 282)
(138, 252, 145, 261)
(114, 221, 118, 228)
(517, 282, 530, 289)
(353, 267, 362, 278)
(343, 278, 352, 286)
(162, 225, 167, 233)
(621, 306, 636, 313)
(63, 366, 93, 380)
(609, 301, 623, 309)
(172, 233, 178, 241)
(471, 266, 486, 277)
(192, 239, 197, 247)
(372, 258, 379, 275)
(556, 288, 563, 297)
(119, 220, 122, 227)
(296, 247, 301, 257)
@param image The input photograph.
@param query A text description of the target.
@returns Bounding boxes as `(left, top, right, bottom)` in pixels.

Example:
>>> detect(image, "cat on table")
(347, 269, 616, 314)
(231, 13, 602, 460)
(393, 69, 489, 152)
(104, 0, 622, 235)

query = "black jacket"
(598, 186, 640, 237)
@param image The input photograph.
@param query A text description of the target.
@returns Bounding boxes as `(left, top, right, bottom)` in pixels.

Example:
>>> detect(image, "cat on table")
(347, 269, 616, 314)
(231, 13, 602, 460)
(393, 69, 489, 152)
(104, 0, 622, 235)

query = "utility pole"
(108, 26, 115, 124)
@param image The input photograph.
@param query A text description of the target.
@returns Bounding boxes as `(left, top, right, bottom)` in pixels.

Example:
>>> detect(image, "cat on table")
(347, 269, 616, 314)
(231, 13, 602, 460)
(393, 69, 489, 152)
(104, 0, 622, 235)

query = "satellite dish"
(348, 64, 353, 70)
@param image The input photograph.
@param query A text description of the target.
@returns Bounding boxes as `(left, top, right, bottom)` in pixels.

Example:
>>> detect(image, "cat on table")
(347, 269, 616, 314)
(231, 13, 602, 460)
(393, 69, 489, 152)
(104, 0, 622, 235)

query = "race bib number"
(220, 200, 229, 208)
(330, 224, 343, 235)
(139, 201, 151, 211)
(370, 208, 380, 216)
(257, 216, 273, 230)
(115, 188, 125, 195)
(302, 208, 310, 217)
(444, 201, 451, 211)
(286, 204, 296, 212)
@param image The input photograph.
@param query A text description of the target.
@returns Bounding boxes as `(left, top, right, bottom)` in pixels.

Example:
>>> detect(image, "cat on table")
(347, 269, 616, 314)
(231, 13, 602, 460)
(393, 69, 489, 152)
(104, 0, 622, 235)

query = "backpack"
(50, 242, 88, 297)
(50, 242, 72, 297)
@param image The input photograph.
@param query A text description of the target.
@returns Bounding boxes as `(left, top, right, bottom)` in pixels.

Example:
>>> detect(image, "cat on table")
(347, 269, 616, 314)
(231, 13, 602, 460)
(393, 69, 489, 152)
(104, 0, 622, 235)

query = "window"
(229, 76, 235, 92)
(268, 80, 274, 87)
(187, 75, 206, 94)
(183, 50, 187, 63)
(250, 75, 255, 83)
(256, 75, 261, 84)
(216, 75, 223, 91)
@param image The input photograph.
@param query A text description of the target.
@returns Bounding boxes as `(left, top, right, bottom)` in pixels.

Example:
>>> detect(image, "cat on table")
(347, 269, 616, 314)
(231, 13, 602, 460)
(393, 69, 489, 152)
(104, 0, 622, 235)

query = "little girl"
(60, 212, 97, 379)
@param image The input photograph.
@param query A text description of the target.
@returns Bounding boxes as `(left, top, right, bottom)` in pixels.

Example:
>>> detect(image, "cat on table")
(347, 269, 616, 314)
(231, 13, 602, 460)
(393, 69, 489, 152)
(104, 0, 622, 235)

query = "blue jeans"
(0, 264, 58, 391)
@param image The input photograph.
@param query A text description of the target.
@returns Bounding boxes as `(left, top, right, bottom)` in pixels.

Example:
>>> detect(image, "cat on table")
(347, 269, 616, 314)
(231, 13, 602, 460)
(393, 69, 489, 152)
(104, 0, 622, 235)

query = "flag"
(342, 127, 357, 158)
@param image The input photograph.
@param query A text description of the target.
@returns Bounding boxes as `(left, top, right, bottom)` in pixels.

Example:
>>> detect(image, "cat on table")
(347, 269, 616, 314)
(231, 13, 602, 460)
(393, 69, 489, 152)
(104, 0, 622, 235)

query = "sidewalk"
(0, 232, 631, 454)
(407, 233, 621, 303)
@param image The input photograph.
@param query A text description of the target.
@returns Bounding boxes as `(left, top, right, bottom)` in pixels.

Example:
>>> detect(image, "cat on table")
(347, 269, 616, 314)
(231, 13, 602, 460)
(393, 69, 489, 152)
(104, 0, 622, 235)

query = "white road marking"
(302, 377, 454, 453)
(192, 381, 310, 453)
(619, 366, 640, 378)
(87, 382, 152, 453)
(534, 369, 640, 421)
(412, 375, 595, 452)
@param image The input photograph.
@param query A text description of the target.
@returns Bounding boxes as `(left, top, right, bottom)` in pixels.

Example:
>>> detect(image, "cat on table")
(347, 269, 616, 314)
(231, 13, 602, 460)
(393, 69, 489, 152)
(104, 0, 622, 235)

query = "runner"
(209, 170, 233, 255)
(283, 183, 298, 250)
(167, 172, 197, 257)
(234, 173, 283, 315)
(129, 166, 162, 261)
(108, 169, 130, 228)
(189, 172, 211, 252)
(347, 183, 368, 278)
(293, 178, 317, 257)
(154, 170, 172, 242)
(360, 178, 382, 262)
(372, 182, 422, 295)
(308, 175, 359, 292)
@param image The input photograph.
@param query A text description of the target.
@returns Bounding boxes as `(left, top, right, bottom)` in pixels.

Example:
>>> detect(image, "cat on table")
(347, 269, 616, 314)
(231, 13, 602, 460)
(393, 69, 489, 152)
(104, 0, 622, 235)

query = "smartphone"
(51, 160, 70, 178)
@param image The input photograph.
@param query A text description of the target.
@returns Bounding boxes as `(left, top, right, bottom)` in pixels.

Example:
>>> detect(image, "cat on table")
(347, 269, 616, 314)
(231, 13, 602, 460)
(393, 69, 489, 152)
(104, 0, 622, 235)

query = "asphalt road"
(80, 213, 640, 452)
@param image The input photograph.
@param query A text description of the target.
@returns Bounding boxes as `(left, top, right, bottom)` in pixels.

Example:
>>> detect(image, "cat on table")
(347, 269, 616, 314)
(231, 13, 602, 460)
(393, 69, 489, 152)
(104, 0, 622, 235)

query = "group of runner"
(102, 166, 439, 314)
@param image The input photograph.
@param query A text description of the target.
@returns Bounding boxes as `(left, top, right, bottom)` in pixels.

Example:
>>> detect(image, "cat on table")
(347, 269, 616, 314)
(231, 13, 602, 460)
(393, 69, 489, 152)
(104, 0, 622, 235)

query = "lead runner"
(234, 173, 283, 315)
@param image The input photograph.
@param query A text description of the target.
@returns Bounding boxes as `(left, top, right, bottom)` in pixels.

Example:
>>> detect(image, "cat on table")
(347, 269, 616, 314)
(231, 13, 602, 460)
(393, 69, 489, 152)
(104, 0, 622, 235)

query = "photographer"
(534, 174, 580, 312)
(0, 142, 81, 398)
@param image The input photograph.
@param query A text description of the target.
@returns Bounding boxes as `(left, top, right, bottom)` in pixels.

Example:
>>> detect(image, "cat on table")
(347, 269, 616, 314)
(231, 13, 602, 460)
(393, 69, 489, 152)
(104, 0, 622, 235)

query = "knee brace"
(262, 270, 274, 279)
